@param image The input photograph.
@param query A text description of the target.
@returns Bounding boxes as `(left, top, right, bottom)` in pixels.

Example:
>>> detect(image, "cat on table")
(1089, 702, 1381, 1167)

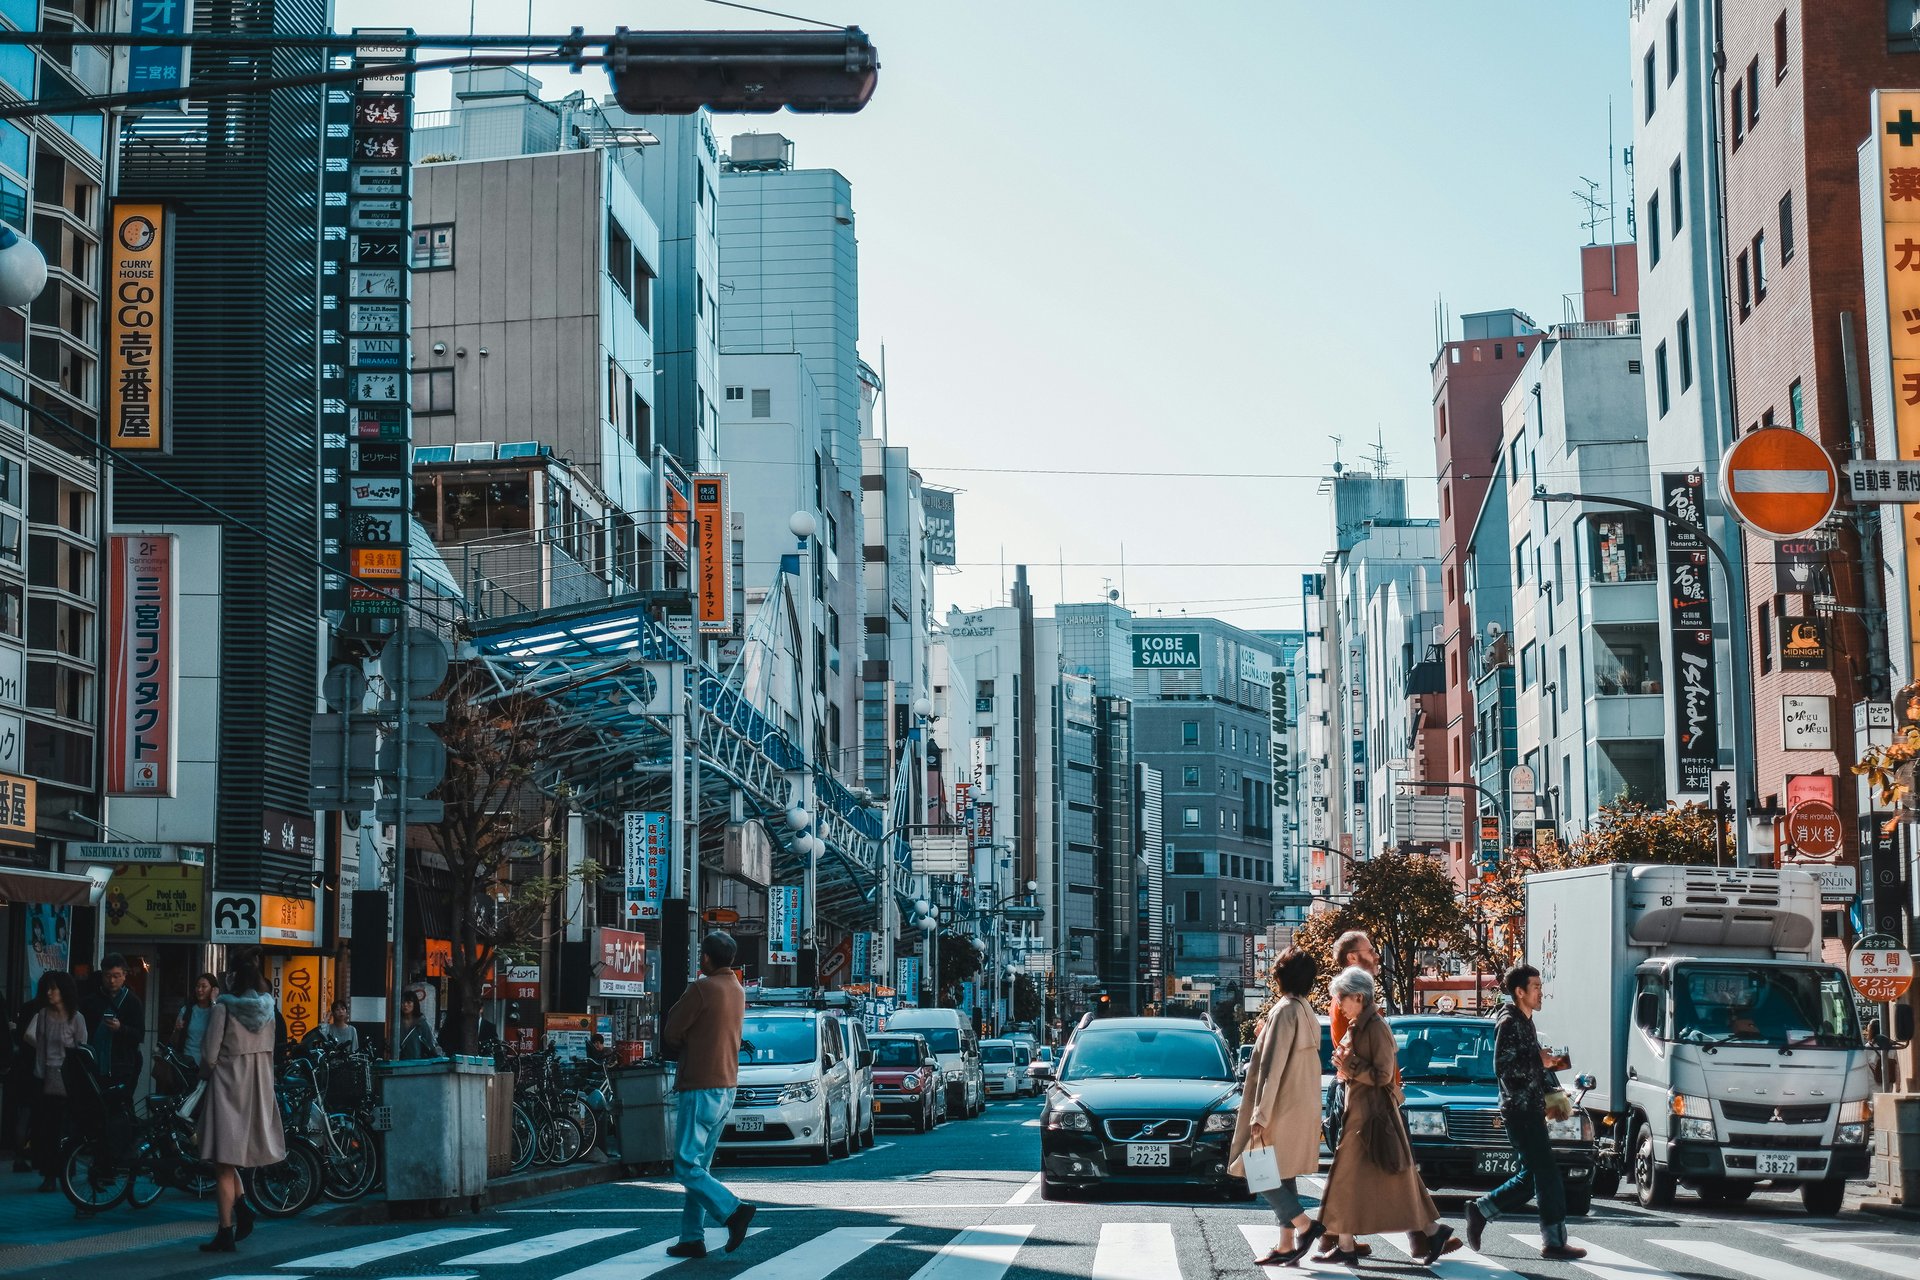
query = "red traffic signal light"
(606, 28, 879, 115)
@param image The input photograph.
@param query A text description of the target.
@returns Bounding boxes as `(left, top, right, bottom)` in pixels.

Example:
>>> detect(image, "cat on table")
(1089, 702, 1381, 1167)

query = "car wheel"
(1801, 1177, 1845, 1216)
(1564, 1185, 1593, 1216)
(861, 1107, 876, 1149)
(1634, 1127, 1676, 1209)
(809, 1125, 832, 1164)
(833, 1109, 853, 1159)
(1590, 1167, 1623, 1199)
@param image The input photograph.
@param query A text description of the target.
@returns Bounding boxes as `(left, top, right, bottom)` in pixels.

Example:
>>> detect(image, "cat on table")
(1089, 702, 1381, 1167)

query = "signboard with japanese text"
(1661, 473, 1717, 793)
(768, 885, 801, 965)
(896, 956, 921, 1007)
(693, 474, 732, 637)
(851, 931, 873, 981)
(0, 772, 34, 847)
(597, 927, 649, 997)
(623, 811, 668, 922)
(922, 489, 957, 565)
(1844, 460, 1920, 502)
(1867, 90, 1920, 676)
(1848, 933, 1913, 1003)
(106, 534, 176, 794)
(660, 462, 691, 568)
(106, 202, 169, 450)
(270, 954, 326, 1043)
(1133, 633, 1200, 669)
(105, 863, 203, 939)
(503, 965, 541, 1001)
(117, 0, 194, 113)
(260, 894, 317, 947)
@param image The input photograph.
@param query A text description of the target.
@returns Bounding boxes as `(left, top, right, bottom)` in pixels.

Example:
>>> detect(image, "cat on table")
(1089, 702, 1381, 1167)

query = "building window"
(1644, 46, 1657, 119)
(1181, 720, 1199, 746)
(1789, 379, 1804, 431)
(1648, 194, 1661, 267)
(751, 389, 771, 418)
(1737, 250, 1751, 318)
(412, 368, 454, 415)
(1747, 56, 1760, 128)
(633, 255, 653, 331)
(1183, 765, 1200, 788)
(1558, 647, 1569, 712)
(411, 223, 453, 270)
(1732, 81, 1745, 147)
(1753, 230, 1767, 302)
(1520, 641, 1536, 689)
(1775, 11, 1788, 78)
(1677, 312, 1693, 391)
(1655, 341, 1670, 417)
(632, 392, 652, 453)
(1670, 158, 1683, 233)
(607, 217, 633, 296)
(1182, 806, 1201, 829)
(1183, 891, 1200, 923)
(1667, 7, 1680, 82)
(1779, 191, 1795, 262)
(725, 386, 744, 401)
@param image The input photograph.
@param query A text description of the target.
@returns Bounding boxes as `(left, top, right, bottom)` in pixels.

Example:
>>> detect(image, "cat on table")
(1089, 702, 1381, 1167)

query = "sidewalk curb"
(1855, 1197, 1920, 1221)
(325, 1157, 657, 1226)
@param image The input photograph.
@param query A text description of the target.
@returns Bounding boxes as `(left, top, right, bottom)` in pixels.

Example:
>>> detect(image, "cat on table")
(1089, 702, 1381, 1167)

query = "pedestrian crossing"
(243, 1215, 1920, 1280)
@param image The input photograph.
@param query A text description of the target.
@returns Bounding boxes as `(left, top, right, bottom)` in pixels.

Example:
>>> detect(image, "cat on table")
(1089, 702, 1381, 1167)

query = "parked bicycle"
(484, 1039, 584, 1171)
(280, 1040, 380, 1202)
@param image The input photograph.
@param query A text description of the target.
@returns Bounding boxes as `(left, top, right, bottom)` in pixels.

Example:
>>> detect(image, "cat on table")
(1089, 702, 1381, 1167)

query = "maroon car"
(870, 1032, 946, 1133)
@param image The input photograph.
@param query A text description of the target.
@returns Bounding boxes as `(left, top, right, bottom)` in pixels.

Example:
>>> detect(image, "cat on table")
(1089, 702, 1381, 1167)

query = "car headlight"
(1045, 1101, 1092, 1132)
(777, 1081, 819, 1105)
(1547, 1113, 1593, 1142)
(1202, 1109, 1237, 1133)
(1670, 1093, 1714, 1142)
(900, 1077, 921, 1092)
(1404, 1110, 1447, 1138)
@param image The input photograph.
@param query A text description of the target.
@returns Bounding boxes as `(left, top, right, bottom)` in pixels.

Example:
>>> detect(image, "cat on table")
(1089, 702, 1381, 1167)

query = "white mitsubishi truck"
(1526, 862, 1877, 1214)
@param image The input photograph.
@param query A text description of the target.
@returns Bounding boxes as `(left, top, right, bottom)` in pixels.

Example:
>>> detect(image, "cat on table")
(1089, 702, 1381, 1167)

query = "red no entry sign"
(1722, 427, 1839, 538)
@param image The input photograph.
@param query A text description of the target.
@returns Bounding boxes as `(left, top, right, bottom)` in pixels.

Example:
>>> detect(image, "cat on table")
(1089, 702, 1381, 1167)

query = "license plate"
(1127, 1143, 1172, 1168)
(1757, 1153, 1799, 1176)
(733, 1115, 765, 1133)
(872, 1101, 883, 1112)
(1475, 1149, 1523, 1177)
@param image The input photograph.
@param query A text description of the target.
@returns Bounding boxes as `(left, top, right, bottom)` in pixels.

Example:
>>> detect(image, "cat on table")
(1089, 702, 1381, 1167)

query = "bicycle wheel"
(566, 1096, 598, 1156)
(60, 1139, 133, 1212)
(542, 1114, 583, 1165)
(244, 1136, 324, 1218)
(510, 1103, 537, 1175)
(320, 1114, 379, 1202)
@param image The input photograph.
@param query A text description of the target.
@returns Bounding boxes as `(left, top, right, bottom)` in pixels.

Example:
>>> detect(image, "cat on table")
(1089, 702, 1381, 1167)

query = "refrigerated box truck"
(1526, 862, 1876, 1215)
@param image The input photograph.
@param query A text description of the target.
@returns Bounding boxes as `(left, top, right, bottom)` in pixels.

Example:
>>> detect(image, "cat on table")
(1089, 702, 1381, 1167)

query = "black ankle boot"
(234, 1198, 256, 1243)
(200, 1226, 236, 1253)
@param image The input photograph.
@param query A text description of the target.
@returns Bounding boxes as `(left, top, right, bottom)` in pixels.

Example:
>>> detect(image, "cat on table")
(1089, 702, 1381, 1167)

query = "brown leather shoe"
(1541, 1243, 1588, 1261)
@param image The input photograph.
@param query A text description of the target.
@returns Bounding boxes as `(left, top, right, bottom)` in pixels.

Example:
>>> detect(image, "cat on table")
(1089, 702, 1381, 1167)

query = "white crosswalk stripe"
(281, 1227, 508, 1270)
(446, 1228, 636, 1265)
(1652, 1236, 1843, 1280)
(908, 1224, 1035, 1280)
(1512, 1233, 1685, 1280)
(729, 1224, 900, 1280)
(1369, 1228, 1526, 1278)
(1754, 1228, 1920, 1280)
(1297, 1174, 1326, 1197)
(1091, 1222, 1178, 1280)
(548, 1228, 767, 1280)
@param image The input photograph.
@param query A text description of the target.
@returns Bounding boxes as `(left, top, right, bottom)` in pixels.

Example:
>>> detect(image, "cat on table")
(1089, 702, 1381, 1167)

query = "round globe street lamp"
(788, 509, 817, 541)
(0, 226, 48, 310)
(910, 695, 932, 720)
(786, 805, 812, 832)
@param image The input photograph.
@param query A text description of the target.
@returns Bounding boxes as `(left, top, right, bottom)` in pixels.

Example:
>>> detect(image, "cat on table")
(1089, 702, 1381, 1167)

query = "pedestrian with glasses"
(660, 931, 756, 1259)
(1465, 965, 1588, 1262)
(1230, 946, 1323, 1266)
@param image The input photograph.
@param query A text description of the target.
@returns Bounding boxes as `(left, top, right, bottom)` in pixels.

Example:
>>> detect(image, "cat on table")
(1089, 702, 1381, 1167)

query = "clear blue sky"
(339, 0, 1630, 629)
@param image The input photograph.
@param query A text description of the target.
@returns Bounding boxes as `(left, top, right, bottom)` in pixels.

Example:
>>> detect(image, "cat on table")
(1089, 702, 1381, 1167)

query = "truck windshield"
(1671, 965, 1860, 1048)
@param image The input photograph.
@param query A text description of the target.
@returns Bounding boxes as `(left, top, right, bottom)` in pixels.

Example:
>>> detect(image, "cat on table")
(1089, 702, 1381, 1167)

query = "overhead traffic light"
(605, 28, 879, 115)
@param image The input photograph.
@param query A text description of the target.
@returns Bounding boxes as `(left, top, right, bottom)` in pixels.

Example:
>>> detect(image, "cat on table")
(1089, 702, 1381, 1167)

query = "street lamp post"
(1535, 488, 1756, 866)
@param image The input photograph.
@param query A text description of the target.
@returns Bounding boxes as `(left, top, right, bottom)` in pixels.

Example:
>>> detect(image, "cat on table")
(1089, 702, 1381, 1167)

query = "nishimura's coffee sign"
(1133, 633, 1201, 669)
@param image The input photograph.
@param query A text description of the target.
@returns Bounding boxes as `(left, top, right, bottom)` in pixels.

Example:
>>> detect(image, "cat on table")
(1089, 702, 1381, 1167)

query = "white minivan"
(721, 1007, 859, 1162)
(887, 1008, 985, 1118)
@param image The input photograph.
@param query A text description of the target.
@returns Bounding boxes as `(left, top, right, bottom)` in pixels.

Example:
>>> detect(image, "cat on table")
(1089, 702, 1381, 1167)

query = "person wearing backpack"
(23, 971, 85, 1191)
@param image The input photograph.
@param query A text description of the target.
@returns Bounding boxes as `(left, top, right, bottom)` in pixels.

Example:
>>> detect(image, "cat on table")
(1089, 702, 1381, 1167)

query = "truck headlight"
(777, 1081, 818, 1105)
(1203, 1109, 1237, 1133)
(1045, 1101, 1092, 1132)
(1404, 1110, 1447, 1138)
(1836, 1099, 1871, 1144)
(1547, 1113, 1593, 1142)
(1670, 1093, 1714, 1142)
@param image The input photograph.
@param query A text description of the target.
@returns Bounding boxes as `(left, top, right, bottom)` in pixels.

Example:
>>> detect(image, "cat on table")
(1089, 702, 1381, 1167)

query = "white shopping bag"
(1241, 1144, 1282, 1193)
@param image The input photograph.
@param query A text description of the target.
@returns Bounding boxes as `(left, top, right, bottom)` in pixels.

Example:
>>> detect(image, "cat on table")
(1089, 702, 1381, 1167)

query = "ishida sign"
(1133, 632, 1201, 669)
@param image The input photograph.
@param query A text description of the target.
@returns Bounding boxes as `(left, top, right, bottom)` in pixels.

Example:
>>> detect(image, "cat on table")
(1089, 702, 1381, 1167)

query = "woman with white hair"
(1282, 965, 1454, 1267)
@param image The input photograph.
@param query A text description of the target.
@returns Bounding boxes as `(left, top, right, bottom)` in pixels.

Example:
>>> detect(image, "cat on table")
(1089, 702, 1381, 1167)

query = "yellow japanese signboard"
(0, 772, 34, 847)
(1873, 94, 1920, 673)
(106, 202, 169, 451)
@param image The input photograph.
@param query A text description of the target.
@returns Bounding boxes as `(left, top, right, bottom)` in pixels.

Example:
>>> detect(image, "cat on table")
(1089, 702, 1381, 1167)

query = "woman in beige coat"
(197, 951, 285, 1253)
(1229, 947, 1324, 1265)
(1306, 965, 1454, 1267)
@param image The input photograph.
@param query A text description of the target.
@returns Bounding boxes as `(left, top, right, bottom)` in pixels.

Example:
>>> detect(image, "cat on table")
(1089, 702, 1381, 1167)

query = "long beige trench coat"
(1227, 996, 1322, 1180)
(197, 994, 287, 1169)
(1317, 1004, 1440, 1236)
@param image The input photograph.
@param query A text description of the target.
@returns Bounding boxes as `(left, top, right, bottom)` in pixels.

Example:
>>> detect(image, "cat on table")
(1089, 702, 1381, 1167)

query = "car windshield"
(1059, 1025, 1232, 1081)
(1671, 965, 1860, 1048)
(1391, 1019, 1496, 1083)
(982, 1044, 1014, 1063)
(908, 1027, 961, 1054)
(739, 1014, 816, 1065)
(871, 1039, 924, 1069)
(1318, 1022, 1335, 1074)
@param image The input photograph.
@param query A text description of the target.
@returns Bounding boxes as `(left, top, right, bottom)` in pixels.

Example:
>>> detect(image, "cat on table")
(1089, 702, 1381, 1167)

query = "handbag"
(1241, 1143, 1282, 1193)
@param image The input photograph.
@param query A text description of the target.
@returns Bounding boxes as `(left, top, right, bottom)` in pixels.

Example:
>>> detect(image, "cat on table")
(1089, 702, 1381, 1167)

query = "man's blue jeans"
(1473, 1107, 1569, 1245)
(674, 1088, 741, 1243)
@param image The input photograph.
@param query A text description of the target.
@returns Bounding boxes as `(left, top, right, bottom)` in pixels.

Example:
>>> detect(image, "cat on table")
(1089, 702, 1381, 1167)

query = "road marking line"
(1511, 1233, 1685, 1280)
(1751, 1229, 1920, 1280)
(549, 1228, 766, 1280)
(447, 1229, 635, 1264)
(1092, 1222, 1178, 1280)
(506, 1203, 1021, 1213)
(1005, 1173, 1043, 1205)
(1297, 1174, 1325, 1196)
(282, 1227, 508, 1269)
(728, 1225, 899, 1280)
(908, 1225, 1035, 1280)
(1651, 1237, 1843, 1280)
(1020, 1119, 1042, 1128)
(1369, 1228, 1526, 1278)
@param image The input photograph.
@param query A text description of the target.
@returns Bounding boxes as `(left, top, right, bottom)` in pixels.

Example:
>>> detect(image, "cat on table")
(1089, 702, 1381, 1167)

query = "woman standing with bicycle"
(197, 950, 284, 1253)
(23, 971, 85, 1192)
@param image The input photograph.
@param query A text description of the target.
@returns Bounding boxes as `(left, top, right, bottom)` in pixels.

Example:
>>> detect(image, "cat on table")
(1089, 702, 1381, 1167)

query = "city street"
(12, 1096, 1916, 1280)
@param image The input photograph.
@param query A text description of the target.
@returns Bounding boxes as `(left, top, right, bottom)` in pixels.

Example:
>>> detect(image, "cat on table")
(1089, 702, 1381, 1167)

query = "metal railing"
(1550, 317, 1640, 340)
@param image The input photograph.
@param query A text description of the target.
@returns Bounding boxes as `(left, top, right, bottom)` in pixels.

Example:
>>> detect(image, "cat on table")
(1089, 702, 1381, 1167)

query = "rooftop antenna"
(1329, 435, 1345, 475)
(1573, 175, 1605, 247)
(1366, 430, 1391, 479)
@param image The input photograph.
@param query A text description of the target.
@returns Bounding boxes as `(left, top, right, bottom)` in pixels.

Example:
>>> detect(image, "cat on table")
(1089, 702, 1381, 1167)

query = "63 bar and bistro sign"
(1661, 473, 1718, 794)
(106, 534, 176, 794)
(106, 202, 169, 451)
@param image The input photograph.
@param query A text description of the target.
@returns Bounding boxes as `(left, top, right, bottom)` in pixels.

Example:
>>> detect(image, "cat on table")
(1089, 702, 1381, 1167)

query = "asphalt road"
(15, 1094, 1918, 1280)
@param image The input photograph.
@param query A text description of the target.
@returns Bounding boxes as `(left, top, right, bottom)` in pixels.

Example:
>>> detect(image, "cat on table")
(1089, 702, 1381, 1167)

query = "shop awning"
(0, 865, 104, 907)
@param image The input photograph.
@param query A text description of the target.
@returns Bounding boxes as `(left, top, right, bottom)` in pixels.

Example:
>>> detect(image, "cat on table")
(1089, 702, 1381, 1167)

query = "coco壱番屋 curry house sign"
(0, 772, 34, 848)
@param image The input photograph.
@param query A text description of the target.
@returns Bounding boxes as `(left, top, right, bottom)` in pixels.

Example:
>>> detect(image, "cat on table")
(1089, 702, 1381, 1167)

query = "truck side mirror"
(1575, 1073, 1596, 1091)
(1634, 991, 1659, 1032)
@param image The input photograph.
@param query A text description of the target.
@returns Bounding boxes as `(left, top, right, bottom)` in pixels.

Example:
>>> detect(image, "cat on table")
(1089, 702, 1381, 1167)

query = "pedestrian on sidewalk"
(1465, 965, 1587, 1262)
(1306, 966, 1455, 1268)
(163, 973, 220, 1087)
(196, 951, 284, 1254)
(660, 931, 755, 1259)
(396, 989, 441, 1060)
(319, 1000, 359, 1052)
(1230, 946, 1323, 1265)
(23, 972, 85, 1192)
(80, 954, 144, 1090)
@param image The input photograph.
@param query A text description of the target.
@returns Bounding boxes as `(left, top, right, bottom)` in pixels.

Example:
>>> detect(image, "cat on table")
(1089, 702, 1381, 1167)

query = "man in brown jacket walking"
(662, 931, 755, 1259)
